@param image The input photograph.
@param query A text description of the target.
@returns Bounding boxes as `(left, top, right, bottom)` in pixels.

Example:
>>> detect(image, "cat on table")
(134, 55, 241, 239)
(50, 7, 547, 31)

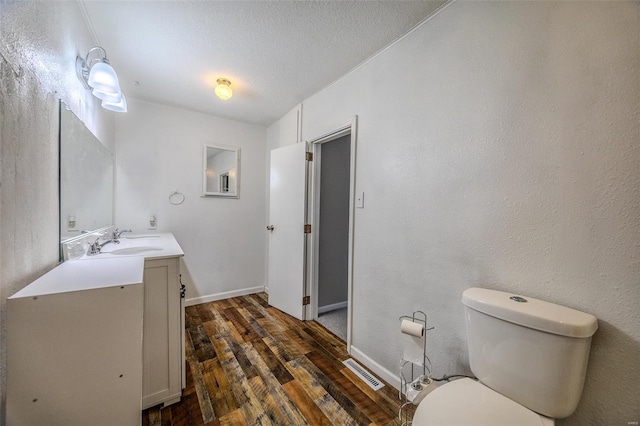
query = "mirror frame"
(202, 144, 240, 198)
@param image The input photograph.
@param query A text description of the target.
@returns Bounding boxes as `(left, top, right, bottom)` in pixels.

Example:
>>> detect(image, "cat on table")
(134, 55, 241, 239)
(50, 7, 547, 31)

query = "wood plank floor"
(142, 293, 405, 425)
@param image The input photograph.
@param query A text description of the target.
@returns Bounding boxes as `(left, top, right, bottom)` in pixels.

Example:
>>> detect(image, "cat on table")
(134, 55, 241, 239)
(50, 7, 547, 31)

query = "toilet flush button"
(510, 296, 528, 303)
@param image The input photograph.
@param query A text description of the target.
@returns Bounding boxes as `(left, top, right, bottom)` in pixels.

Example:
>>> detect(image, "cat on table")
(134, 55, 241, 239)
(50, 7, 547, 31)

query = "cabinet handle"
(179, 274, 186, 298)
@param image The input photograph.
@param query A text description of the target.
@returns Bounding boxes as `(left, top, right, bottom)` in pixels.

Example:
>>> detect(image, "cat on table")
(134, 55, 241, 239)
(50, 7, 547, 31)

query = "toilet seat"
(412, 378, 554, 426)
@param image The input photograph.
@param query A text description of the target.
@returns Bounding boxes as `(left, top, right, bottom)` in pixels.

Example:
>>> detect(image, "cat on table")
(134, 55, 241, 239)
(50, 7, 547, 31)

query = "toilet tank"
(462, 288, 598, 419)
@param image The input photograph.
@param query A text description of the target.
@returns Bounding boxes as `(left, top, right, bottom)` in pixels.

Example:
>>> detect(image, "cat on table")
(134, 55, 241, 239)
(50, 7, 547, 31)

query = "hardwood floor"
(142, 293, 405, 425)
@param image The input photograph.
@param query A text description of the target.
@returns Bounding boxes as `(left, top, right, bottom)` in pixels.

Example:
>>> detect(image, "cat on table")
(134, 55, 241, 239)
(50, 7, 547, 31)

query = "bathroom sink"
(106, 247, 164, 255)
(76, 233, 183, 261)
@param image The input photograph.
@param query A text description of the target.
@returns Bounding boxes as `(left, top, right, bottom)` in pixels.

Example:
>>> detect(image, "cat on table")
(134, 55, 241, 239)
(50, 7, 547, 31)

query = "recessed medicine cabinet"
(202, 144, 240, 198)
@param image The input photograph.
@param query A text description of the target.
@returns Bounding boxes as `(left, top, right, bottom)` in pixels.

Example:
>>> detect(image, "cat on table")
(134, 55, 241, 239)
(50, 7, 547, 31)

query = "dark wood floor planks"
(143, 293, 403, 425)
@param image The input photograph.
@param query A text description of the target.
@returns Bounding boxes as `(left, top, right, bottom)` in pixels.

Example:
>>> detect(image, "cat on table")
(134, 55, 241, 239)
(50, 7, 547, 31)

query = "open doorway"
(313, 134, 351, 341)
(268, 118, 357, 332)
(305, 116, 357, 350)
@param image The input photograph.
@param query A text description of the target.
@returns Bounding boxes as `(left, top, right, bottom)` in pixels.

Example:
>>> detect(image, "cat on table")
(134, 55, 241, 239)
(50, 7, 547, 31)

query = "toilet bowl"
(412, 378, 554, 426)
(410, 288, 597, 425)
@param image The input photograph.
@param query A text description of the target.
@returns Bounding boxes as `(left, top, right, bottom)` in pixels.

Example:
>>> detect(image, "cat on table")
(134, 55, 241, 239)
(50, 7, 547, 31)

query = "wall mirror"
(202, 144, 240, 198)
(59, 101, 114, 245)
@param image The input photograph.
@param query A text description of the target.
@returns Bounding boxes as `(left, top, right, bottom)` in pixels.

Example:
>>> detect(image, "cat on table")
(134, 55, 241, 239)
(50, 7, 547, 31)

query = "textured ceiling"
(81, 1, 444, 126)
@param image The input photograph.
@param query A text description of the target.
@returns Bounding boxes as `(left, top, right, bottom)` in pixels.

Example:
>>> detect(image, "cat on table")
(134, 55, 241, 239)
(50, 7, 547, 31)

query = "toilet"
(413, 287, 598, 425)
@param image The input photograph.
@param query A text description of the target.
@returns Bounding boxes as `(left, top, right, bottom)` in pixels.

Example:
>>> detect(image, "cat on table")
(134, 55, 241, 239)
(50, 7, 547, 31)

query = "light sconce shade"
(102, 93, 128, 113)
(76, 46, 127, 112)
(215, 78, 233, 100)
(87, 61, 120, 95)
(92, 87, 119, 101)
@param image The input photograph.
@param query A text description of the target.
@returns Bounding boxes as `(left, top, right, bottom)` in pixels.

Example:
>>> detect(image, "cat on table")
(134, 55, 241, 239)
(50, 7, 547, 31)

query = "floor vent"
(342, 358, 385, 391)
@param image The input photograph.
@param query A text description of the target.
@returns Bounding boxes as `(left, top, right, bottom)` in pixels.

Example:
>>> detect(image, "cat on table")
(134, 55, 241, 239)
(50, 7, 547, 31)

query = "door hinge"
(303, 296, 311, 305)
(306, 152, 313, 161)
(304, 224, 311, 233)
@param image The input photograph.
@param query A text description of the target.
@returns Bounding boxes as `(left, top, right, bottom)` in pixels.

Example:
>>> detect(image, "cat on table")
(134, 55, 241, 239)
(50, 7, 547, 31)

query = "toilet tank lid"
(462, 288, 598, 338)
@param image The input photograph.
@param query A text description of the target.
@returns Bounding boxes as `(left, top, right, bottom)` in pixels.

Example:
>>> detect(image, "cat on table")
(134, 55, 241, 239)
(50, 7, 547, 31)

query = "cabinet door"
(142, 257, 181, 409)
(7, 284, 144, 425)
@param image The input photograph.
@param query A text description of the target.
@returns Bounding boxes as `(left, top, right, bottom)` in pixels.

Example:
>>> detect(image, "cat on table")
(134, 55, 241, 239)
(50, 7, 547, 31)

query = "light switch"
(356, 192, 364, 208)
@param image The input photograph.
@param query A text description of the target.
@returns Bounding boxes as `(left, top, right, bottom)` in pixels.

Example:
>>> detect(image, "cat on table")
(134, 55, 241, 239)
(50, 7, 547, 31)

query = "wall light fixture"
(76, 46, 127, 112)
(215, 78, 233, 101)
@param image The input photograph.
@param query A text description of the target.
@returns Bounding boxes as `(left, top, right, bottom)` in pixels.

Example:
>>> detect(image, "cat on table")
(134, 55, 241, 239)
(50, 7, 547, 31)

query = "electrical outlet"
(405, 377, 437, 405)
(148, 214, 157, 230)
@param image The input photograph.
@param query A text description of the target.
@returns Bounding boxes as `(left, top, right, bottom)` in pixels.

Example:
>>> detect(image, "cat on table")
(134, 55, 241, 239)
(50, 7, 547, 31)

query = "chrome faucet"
(111, 228, 132, 243)
(86, 236, 115, 255)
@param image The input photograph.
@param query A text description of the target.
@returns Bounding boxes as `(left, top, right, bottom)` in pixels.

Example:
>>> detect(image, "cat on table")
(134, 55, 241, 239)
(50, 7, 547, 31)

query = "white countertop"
(9, 256, 145, 299)
(11, 234, 184, 299)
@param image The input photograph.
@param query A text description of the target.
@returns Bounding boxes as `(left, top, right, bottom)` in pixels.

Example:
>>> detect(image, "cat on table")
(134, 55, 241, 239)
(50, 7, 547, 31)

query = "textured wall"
(270, 1, 640, 424)
(114, 98, 267, 303)
(0, 1, 114, 422)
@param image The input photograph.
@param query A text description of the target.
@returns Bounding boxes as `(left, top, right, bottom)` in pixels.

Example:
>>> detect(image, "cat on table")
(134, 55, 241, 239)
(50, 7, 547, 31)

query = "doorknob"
(266, 225, 275, 231)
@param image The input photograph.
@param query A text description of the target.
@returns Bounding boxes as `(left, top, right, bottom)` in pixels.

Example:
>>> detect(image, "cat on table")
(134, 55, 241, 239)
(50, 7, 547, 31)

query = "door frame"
(306, 116, 357, 352)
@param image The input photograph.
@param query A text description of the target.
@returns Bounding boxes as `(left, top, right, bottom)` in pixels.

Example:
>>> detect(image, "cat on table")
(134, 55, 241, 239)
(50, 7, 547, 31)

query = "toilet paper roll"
(401, 319, 424, 338)
(401, 320, 426, 366)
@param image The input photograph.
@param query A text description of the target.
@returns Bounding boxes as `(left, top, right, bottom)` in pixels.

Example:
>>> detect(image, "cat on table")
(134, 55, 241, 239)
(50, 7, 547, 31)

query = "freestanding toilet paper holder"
(398, 311, 435, 425)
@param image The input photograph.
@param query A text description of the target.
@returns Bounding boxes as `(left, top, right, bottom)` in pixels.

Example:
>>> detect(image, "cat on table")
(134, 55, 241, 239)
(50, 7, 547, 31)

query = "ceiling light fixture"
(76, 46, 127, 112)
(215, 78, 233, 101)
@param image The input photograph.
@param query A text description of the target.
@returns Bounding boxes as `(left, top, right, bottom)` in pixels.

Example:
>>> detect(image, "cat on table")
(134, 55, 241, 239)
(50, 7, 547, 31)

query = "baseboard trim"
(350, 345, 400, 390)
(318, 301, 348, 314)
(185, 286, 265, 306)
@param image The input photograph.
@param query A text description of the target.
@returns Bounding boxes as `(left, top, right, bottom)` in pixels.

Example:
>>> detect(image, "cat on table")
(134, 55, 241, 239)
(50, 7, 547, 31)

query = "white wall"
(267, 2, 640, 424)
(115, 98, 267, 304)
(0, 2, 115, 422)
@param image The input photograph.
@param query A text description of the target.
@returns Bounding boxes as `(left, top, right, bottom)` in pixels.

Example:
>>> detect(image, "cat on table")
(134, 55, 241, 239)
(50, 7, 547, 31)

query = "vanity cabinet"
(8, 233, 185, 422)
(142, 256, 184, 409)
(6, 257, 145, 426)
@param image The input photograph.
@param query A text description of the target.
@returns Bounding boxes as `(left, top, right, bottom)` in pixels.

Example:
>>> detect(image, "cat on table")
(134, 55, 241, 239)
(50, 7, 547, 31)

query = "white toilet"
(413, 287, 598, 425)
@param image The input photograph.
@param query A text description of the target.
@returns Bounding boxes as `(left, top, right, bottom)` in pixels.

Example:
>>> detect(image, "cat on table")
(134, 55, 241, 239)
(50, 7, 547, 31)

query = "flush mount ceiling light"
(215, 78, 233, 101)
(76, 46, 127, 112)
